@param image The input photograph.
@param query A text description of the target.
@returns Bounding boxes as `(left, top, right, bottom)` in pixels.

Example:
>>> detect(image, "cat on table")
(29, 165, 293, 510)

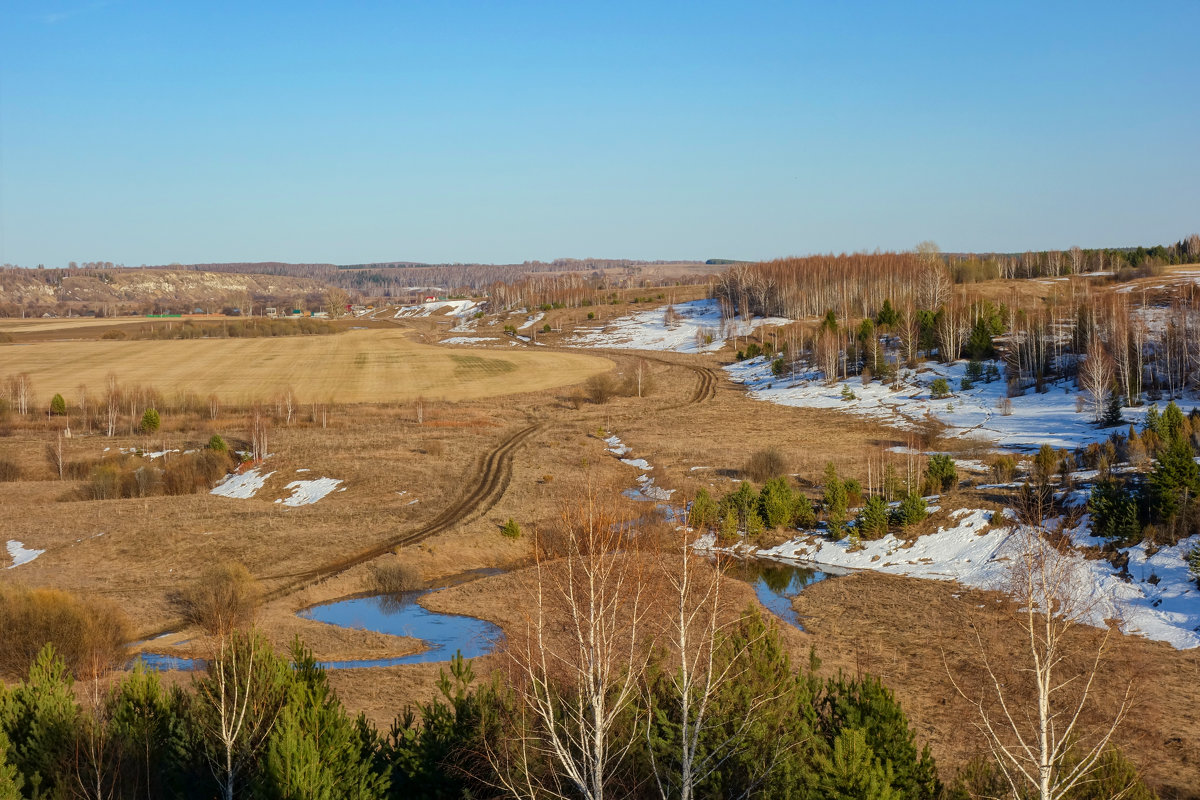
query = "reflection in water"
(133, 568, 506, 672)
(297, 590, 502, 669)
(725, 558, 846, 631)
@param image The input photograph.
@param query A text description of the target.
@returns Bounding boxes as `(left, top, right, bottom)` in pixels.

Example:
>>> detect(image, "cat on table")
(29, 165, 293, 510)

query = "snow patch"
(277, 477, 343, 507)
(567, 299, 787, 354)
(210, 468, 273, 499)
(6, 541, 44, 569)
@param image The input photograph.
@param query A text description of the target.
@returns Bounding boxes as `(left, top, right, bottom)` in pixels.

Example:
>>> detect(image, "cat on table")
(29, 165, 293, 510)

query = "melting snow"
(725, 357, 1162, 452)
(210, 468, 273, 499)
(6, 540, 44, 569)
(702, 510, 1200, 650)
(442, 336, 500, 345)
(567, 299, 787, 354)
(517, 312, 545, 330)
(277, 477, 343, 507)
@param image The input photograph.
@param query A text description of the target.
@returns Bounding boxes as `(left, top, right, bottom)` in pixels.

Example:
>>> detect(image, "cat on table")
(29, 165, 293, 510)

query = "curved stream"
(133, 560, 840, 671)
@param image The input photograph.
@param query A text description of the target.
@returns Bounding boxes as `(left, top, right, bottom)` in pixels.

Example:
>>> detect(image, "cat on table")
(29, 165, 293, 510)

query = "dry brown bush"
(368, 560, 423, 595)
(162, 450, 232, 495)
(0, 584, 130, 679)
(743, 448, 787, 482)
(584, 373, 618, 404)
(173, 561, 260, 636)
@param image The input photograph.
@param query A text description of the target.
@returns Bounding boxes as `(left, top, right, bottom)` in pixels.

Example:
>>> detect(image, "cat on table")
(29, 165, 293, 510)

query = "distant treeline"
(177, 258, 707, 297)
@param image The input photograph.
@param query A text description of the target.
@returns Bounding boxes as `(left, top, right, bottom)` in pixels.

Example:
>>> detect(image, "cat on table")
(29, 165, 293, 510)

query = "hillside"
(0, 268, 331, 316)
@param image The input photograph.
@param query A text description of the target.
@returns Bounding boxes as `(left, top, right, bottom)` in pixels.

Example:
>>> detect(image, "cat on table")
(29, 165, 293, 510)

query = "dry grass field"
(0, 326, 612, 403)
(2, 306, 1198, 797)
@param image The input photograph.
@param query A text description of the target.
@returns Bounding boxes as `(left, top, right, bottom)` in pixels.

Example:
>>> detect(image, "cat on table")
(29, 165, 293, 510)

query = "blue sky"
(1, 1, 1197, 266)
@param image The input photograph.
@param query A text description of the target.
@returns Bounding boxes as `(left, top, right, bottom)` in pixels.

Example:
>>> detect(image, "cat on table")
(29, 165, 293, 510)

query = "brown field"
(0, 326, 612, 403)
(0, 315, 172, 334)
(2, 302, 1198, 797)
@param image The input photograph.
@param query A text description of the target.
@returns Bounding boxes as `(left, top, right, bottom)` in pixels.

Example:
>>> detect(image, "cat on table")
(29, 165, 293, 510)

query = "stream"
(132, 560, 840, 672)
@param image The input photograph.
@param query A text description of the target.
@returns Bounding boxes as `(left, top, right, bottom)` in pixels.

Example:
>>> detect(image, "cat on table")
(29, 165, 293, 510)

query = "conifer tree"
(823, 463, 848, 536)
(261, 640, 389, 799)
(0, 731, 22, 800)
(688, 488, 718, 530)
(1147, 434, 1200, 522)
(0, 645, 79, 799)
(758, 477, 796, 529)
(816, 728, 900, 800)
(857, 495, 890, 540)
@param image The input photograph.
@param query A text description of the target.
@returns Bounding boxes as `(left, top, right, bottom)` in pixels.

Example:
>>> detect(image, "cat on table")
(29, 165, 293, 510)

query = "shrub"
(894, 492, 927, 528)
(989, 454, 1018, 483)
(100, 329, 126, 340)
(140, 408, 160, 434)
(162, 450, 231, 495)
(758, 477, 796, 528)
(1088, 479, 1141, 544)
(771, 357, 785, 377)
(930, 378, 951, 399)
(584, 374, 618, 404)
(0, 584, 130, 679)
(688, 488, 718, 530)
(587, 311, 595, 320)
(500, 518, 521, 539)
(925, 454, 957, 493)
(49, 394, 66, 416)
(207, 434, 228, 452)
(541, 323, 551, 334)
(744, 449, 787, 482)
(369, 561, 422, 595)
(857, 495, 890, 539)
(173, 562, 259, 636)
(840, 384, 856, 401)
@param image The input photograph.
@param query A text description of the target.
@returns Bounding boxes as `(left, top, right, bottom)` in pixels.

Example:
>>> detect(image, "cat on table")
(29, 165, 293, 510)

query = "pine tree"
(1088, 480, 1141, 543)
(49, 394, 66, 416)
(875, 299, 900, 328)
(857, 495, 890, 540)
(1161, 400, 1187, 442)
(0, 645, 79, 800)
(688, 488, 718, 530)
(894, 493, 927, 528)
(1147, 435, 1200, 522)
(821, 674, 941, 799)
(0, 731, 22, 800)
(260, 640, 389, 799)
(140, 408, 161, 434)
(816, 728, 900, 800)
(106, 664, 193, 800)
(823, 463, 848, 536)
(758, 477, 797, 529)
(1100, 391, 1124, 427)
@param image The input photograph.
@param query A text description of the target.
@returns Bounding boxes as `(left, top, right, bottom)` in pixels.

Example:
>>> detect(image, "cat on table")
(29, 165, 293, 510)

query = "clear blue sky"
(1, 1, 1197, 267)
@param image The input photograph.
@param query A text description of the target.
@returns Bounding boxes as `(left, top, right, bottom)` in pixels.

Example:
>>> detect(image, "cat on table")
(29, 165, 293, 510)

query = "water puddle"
(298, 589, 502, 669)
(131, 568, 504, 671)
(725, 557, 848, 631)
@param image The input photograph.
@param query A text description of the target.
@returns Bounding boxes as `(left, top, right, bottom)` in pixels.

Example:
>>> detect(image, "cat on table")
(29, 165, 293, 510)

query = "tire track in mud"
(260, 421, 544, 602)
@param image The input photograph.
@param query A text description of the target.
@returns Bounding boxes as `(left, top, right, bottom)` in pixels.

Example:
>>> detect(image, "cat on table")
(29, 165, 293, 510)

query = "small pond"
(725, 557, 849, 631)
(297, 588, 502, 669)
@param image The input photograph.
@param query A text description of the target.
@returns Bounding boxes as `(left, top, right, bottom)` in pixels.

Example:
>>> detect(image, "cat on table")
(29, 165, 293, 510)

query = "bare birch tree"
(1079, 336, 1114, 423)
(947, 525, 1135, 800)
(644, 534, 790, 800)
(491, 491, 650, 800)
(196, 632, 286, 800)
